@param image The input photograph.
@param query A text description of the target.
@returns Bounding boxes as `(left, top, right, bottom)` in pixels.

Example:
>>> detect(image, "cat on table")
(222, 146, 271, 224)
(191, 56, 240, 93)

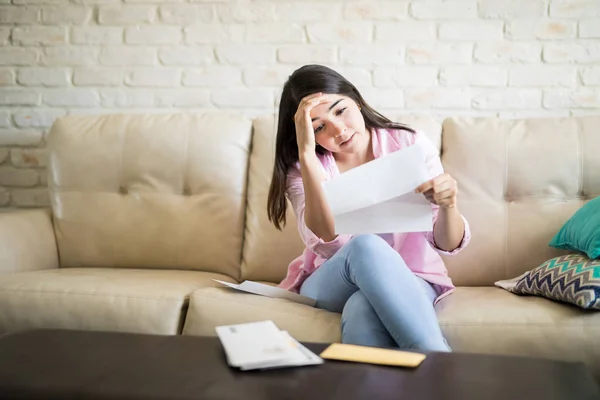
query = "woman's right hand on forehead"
(294, 93, 329, 157)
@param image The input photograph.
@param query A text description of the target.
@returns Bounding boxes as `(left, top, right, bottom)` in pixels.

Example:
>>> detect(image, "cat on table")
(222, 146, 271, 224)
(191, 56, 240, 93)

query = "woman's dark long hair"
(267, 64, 415, 230)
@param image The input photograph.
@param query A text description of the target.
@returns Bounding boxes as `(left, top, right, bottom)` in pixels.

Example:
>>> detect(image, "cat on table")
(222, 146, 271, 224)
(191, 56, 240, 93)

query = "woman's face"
(309, 94, 369, 156)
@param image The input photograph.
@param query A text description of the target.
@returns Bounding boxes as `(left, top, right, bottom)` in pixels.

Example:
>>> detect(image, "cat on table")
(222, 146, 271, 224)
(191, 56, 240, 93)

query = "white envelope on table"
(322, 144, 433, 235)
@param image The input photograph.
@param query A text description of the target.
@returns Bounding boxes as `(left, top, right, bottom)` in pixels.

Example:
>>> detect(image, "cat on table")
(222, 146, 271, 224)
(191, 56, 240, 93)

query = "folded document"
(213, 279, 316, 307)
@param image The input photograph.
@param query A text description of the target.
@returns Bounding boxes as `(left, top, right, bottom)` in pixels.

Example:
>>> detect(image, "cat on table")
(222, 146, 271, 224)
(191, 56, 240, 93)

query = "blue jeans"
(299, 234, 450, 352)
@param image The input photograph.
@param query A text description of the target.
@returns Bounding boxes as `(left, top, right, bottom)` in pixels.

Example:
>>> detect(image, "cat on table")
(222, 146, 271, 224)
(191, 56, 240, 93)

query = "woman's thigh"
(299, 250, 357, 313)
(299, 250, 438, 313)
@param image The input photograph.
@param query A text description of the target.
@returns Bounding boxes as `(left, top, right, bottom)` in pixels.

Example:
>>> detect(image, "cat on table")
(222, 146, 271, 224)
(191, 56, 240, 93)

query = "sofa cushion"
(182, 286, 341, 343)
(0, 268, 236, 335)
(436, 287, 600, 377)
(47, 113, 253, 279)
(549, 196, 600, 260)
(495, 254, 600, 310)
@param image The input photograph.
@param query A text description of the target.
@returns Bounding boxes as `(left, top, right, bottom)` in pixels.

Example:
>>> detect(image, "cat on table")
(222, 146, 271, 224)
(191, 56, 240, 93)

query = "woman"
(267, 64, 471, 351)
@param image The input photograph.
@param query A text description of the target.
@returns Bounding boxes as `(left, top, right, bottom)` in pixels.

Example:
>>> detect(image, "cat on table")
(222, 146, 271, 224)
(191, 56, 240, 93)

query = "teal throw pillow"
(549, 196, 600, 259)
(495, 254, 600, 310)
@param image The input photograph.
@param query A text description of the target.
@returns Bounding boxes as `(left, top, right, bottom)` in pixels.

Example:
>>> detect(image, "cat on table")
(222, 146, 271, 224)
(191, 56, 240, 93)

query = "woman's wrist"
(299, 150, 318, 164)
(434, 204, 465, 251)
(438, 204, 463, 227)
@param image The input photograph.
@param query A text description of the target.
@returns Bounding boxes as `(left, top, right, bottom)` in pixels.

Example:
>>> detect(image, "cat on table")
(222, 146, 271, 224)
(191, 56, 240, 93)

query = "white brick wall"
(125, 26, 182, 44)
(411, 1, 477, 19)
(17, 67, 70, 86)
(12, 26, 68, 46)
(125, 68, 181, 87)
(71, 27, 122, 44)
(159, 46, 214, 65)
(0, 0, 598, 208)
(159, 5, 213, 25)
(0, 68, 15, 85)
(73, 67, 123, 86)
(41, 6, 92, 25)
(183, 66, 241, 87)
(98, 5, 155, 25)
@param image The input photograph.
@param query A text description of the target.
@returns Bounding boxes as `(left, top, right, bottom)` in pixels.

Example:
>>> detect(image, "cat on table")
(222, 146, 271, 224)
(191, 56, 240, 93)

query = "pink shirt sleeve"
(416, 131, 472, 255)
(285, 165, 352, 259)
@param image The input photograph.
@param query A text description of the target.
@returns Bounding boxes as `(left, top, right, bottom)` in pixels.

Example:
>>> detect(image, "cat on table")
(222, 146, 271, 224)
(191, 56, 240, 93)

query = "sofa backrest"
(440, 116, 600, 285)
(47, 112, 252, 279)
(47, 112, 600, 287)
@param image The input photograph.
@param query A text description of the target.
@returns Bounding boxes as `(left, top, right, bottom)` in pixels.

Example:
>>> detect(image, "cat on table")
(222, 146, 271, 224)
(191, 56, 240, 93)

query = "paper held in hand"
(322, 142, 433, 235)
(213, 280, 316, 307)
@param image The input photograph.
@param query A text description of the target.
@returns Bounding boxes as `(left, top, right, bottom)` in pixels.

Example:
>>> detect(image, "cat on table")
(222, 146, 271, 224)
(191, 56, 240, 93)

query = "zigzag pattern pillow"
(495, 254, 600, 310)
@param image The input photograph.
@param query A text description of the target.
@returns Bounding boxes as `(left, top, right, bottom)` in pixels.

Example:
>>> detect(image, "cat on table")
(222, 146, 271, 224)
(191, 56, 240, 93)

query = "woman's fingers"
(299, 93, 328, 110)
(295, 94, 329, 124)
(303, 96, 329, 114)
(433, 188, 455, 202)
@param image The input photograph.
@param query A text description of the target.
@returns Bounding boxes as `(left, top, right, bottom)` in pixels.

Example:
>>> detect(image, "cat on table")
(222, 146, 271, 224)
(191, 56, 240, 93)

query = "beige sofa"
(0, 112, 599, 378)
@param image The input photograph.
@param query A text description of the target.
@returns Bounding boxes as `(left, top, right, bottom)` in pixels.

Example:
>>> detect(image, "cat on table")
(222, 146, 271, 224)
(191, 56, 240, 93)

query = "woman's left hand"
(414, 173, 458, 208)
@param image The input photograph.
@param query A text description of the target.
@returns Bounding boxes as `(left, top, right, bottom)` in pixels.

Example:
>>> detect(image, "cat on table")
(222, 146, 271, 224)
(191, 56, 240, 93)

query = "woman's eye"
(336, 107, 347, 116)
(314, 125, 324, 134)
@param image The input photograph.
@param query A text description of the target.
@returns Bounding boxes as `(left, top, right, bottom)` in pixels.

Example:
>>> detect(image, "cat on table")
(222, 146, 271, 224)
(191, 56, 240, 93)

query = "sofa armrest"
(0, 209, 59, 273)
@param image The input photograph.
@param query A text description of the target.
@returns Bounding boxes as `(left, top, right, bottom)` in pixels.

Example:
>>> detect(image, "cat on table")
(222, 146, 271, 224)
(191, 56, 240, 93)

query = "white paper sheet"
(322, 144, 433, 235)
(213, 280, 316, 307)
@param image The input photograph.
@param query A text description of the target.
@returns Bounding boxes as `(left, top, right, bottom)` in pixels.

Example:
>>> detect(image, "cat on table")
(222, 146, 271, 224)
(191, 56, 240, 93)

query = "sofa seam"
(238, 120, 255, 282)
(504, 121, 508, 281)
(578, 118, 584, 200)
(177, 122, 191, 268)
(439, 323, 600, 328)
(0, 289, 185, 301)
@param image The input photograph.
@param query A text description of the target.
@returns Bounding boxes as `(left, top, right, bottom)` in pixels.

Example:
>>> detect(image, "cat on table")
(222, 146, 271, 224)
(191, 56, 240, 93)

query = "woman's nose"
(332, 122, 346, 137)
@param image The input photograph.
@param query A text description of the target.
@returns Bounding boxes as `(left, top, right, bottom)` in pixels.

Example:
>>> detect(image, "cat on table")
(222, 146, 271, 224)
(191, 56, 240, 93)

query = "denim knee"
(347, 234, 390, 254)
(345, 234, 405, 269)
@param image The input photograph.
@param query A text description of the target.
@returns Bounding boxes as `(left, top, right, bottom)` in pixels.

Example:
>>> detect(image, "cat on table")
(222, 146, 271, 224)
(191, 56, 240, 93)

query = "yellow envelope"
(320, 343, 426, 368)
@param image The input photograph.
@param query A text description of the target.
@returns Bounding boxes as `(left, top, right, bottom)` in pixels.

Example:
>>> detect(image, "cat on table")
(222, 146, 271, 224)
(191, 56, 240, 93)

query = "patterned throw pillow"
(495, 254, 600, 310)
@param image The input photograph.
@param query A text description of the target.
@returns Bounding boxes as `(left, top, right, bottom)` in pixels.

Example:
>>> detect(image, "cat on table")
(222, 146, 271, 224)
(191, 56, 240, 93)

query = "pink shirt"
(278, 128, 472, 305)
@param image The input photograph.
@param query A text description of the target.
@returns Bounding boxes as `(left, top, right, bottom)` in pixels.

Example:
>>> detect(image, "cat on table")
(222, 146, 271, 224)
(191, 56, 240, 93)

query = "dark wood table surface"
(0, 329, 597, 400)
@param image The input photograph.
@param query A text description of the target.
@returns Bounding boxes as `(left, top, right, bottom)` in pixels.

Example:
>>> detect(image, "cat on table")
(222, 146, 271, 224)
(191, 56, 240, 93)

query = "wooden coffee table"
(0, 329, 597, 400)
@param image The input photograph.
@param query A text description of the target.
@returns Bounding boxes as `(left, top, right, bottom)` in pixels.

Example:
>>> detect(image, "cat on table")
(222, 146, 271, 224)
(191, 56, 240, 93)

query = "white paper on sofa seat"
(213, 280, 316, 307)
(322, 143, 433, 235)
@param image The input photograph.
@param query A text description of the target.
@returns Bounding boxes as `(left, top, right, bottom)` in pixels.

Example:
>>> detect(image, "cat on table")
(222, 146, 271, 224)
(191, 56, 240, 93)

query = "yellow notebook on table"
(320, 343, 426, 368)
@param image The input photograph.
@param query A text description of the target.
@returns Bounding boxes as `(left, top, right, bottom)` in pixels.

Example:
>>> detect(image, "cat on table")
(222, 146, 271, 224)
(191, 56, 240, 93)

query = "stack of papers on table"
(216, 320, 323, 371)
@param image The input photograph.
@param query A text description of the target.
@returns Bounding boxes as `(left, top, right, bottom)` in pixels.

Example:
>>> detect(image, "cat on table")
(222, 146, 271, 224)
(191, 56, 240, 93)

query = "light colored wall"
(0, 0, 599, 208)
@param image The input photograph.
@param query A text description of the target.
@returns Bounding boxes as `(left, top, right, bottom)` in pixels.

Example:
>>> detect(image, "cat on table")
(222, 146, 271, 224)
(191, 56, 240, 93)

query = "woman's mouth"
(339, 133, 355, 146)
